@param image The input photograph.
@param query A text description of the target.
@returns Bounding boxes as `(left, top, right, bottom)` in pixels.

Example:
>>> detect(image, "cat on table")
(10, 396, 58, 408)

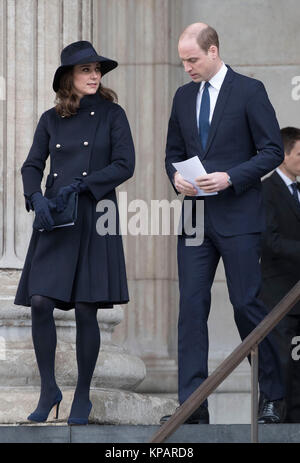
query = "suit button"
(53, 173, 58, 177)
(82, 172, 87, 176)
(56, 144, 61, 149)
(90, 111, 95, 116)
(83, 141, 89, 146)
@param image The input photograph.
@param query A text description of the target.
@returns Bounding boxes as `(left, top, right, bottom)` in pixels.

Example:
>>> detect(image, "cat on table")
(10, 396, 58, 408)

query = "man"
(161, 22, 285, 424)
(260, 127, 300, 422)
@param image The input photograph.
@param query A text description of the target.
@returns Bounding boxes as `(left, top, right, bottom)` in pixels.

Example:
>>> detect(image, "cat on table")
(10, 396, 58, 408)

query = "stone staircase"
(1, 423, 300, 443)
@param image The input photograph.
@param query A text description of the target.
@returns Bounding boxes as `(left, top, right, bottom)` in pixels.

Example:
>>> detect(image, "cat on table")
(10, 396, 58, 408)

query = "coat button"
(82, 172, 87, 176)
(90, 111, 95, 116)
(83, 141, 89, 146)
(53, 173, 58, 177)
(56, 144, 61, 149)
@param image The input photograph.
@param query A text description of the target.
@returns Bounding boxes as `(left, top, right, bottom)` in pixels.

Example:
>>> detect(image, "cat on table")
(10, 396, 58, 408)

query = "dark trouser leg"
(69, 302, 100, 419)
(30, 294, 59, 413)
(177, 234, 220, 406)
(219, 233, 284, 401)
(272, 315, 300, 422)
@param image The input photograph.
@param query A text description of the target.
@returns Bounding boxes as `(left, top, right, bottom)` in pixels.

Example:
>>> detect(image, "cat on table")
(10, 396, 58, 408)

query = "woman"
(14, 41, 135, 425)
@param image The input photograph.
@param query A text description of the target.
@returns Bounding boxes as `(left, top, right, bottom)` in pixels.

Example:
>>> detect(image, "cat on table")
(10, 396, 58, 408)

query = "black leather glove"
(56, 179, 88, 212)
(31, 192, 56, 231)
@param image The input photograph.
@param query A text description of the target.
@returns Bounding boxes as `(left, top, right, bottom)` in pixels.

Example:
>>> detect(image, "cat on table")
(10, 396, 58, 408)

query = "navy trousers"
(177, 204, 284, 406)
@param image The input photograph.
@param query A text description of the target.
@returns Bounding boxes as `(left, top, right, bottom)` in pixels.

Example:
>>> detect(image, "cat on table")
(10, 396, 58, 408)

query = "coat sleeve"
(165, 88, 187, 195)
(227, 81, 284, 195)
(21, 111, 50, 211)
(82, 105, 135, 201)
(262, 189, 300, 264)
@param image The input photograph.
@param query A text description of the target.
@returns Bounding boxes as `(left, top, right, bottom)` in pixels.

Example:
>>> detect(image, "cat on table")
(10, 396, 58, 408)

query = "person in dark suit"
(161, 22, 285, 424)
(260, 127, 300, 422)
(14, 41, 135, 425)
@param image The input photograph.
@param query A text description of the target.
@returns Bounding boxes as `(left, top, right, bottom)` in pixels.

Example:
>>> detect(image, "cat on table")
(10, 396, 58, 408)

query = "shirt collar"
(276, 167, 296, 187)
(200, 62, 228, 92)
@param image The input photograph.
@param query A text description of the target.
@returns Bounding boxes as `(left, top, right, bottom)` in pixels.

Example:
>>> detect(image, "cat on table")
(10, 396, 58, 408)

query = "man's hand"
(195, 172, 231, 193)
(174, 172, 197, 196)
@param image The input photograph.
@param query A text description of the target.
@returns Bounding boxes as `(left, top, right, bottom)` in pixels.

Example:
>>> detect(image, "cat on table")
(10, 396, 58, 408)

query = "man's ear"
(208, 45, 218, 59)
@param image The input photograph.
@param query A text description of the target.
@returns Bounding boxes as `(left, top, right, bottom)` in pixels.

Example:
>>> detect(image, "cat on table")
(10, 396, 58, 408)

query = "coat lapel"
(272, 171, 300, 221)
(201, 65, 235, 160)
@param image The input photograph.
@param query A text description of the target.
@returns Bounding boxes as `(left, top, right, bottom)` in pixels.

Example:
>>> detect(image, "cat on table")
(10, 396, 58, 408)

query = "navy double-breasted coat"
(14, 92, 135, 310)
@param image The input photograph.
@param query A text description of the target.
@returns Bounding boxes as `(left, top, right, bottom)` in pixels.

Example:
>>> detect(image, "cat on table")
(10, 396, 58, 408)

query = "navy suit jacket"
(260, 171, 300, 314)
(165, 65, 284, 236)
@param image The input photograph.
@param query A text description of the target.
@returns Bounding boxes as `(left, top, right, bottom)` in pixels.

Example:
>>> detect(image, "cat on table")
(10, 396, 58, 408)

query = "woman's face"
(72, 62, 102, 98)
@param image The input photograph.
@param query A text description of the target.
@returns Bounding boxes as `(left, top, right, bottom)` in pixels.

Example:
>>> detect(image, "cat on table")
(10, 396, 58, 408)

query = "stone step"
(0, 423, 300, 443)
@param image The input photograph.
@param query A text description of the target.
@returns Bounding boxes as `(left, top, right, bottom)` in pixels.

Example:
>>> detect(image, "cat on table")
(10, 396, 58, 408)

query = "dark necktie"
(291, 182, 300, 206)
(199, 81, 210, 150)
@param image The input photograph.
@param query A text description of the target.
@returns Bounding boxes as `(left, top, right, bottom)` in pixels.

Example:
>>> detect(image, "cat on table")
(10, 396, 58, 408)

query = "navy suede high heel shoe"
(67, 400, 92, 425)
(27, 390, 63, 423)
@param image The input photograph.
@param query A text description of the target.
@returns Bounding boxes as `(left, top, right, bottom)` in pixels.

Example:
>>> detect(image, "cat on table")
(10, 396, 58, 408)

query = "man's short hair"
(197, 26, 219, 53)
(280, 127, 300, 155)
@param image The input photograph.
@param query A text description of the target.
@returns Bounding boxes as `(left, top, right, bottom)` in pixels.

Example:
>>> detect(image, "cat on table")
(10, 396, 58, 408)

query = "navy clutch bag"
(34, 192, 78, 232)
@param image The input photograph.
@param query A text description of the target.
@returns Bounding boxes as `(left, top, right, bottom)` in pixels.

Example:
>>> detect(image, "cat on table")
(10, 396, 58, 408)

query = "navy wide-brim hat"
(53, 40, 118, 92)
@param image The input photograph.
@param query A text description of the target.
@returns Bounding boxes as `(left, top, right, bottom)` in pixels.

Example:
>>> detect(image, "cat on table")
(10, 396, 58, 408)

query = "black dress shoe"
(160, 405, 209, 425)
(258, 398, 286, 424)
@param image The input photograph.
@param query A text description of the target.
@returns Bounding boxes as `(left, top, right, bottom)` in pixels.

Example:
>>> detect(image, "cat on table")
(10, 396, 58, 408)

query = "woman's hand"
(56, 179, 88, 212)
(31, 192, 56, 231)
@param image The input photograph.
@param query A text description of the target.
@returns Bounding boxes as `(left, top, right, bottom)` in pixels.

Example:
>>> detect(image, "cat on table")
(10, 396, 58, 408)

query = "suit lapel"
(201, 66, 235, 160)
(272, 171, 300, 221)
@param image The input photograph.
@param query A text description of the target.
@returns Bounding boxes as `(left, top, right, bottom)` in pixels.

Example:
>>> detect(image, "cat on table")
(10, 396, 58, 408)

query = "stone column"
(95, 0, 184, 395)
(0, 0, 177, 424)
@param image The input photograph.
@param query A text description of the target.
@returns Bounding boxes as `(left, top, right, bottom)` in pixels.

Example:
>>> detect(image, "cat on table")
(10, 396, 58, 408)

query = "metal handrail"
(149, 280, 300, 443)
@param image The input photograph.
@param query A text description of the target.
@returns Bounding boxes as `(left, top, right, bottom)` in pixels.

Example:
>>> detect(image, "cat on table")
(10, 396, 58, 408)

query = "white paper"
(172, 156, 218, 196)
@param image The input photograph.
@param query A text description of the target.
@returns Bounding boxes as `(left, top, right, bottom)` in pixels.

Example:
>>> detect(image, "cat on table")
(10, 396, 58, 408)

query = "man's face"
(284, 140, 300, 179)
(178, 38, 216, 82)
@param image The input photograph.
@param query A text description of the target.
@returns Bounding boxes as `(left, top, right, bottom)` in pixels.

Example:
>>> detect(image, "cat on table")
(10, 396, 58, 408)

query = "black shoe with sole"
(258, 398, 286, 424)
(160, 405, 209, 425)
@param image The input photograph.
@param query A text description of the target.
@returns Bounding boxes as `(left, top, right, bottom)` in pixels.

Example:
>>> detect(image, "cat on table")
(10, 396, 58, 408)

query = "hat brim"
(52, 55, 118, 92)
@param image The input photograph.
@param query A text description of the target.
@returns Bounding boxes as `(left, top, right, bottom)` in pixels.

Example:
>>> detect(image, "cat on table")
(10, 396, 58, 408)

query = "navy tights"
(30, 295, 100, 419)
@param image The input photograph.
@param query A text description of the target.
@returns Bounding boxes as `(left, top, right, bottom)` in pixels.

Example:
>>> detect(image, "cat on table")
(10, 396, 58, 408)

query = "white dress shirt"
(276, 167, 300, 201)
(196, 62, 228, 128)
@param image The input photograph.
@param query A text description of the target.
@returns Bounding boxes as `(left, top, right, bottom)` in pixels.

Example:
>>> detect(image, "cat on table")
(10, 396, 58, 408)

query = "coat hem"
(14, 293, 129, 310)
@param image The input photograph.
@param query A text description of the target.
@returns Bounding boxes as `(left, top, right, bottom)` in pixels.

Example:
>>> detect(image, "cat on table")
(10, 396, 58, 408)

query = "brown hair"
(55, 67, 118, 118)
(280, 127, 300, 154)
(197, 26, 219, 53)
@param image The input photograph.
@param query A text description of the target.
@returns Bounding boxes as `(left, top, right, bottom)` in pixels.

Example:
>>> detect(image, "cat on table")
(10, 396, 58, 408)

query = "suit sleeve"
(82, 105, 135, 201)
(21, 112, 50, 211)
(165, 89, 187, 194)
(262, 192, 300, 264)
(227, 82, 284, 195)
